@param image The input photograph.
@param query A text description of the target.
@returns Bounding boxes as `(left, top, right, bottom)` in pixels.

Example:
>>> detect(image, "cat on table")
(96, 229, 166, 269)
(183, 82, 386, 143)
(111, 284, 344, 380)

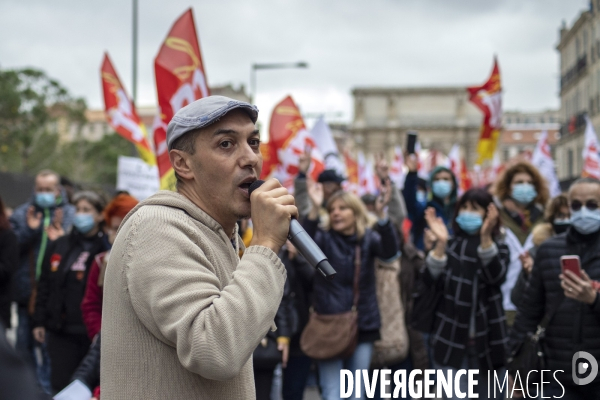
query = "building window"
(503, 148, 509, 162)
(512, 132, 523, 141)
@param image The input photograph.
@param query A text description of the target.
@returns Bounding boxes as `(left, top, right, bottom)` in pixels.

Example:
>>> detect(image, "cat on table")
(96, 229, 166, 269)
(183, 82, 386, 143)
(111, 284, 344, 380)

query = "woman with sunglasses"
(492, 162, 549, 327)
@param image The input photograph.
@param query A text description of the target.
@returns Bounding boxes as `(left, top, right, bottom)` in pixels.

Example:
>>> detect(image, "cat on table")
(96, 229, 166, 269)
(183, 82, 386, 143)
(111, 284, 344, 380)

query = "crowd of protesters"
(2, 148, 600, 399)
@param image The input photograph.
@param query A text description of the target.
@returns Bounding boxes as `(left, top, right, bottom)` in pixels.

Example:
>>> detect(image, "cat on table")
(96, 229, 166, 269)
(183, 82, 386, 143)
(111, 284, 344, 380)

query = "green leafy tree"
(0, 67, 136, 186)
(0, 68, 87, 173)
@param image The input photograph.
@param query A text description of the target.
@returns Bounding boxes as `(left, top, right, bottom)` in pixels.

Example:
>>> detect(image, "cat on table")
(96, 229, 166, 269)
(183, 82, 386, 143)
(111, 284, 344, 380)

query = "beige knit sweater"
(100, 191, 286, 399)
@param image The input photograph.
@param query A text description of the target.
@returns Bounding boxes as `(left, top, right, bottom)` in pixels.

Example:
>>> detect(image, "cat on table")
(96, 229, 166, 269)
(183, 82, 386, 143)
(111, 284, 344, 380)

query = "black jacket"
(9, 190, 75, 306)
(279, 246, 314, 355)
(0, 229, 18, 327)
(33, 229, 108, 333)
(71, 334, 100, 391)
(0, 321, 51, 400)
(426, 234, 510, 371)
(510, 228, 600, 387)
(303, 217, 399, 334)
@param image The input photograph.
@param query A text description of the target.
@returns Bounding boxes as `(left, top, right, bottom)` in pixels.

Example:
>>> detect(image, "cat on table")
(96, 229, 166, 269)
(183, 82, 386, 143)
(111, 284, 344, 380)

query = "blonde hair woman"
(303, 181, 399, 400)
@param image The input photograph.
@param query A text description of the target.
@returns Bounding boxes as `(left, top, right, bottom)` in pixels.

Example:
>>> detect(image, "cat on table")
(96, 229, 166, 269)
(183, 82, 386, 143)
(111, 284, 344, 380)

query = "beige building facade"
(499, 110, 560, 162)
(556, 4, 600, 181)
(350, 87, 491, 167)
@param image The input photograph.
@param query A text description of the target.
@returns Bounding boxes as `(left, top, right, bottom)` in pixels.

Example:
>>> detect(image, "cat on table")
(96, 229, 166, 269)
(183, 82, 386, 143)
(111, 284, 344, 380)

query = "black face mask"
(552, 222, 570, 235)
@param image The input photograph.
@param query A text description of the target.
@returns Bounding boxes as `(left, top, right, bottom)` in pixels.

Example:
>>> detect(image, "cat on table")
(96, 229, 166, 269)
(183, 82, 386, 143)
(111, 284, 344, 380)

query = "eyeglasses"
(570, 200, 599, 211)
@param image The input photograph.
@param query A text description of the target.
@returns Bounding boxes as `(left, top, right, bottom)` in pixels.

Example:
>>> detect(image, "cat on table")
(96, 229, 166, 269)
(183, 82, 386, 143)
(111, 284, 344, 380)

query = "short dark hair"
(544, 194, 569, 222)
(73, 191, 106, 214)
(171, 129, 203, 187)
(452, 188, 501, 237)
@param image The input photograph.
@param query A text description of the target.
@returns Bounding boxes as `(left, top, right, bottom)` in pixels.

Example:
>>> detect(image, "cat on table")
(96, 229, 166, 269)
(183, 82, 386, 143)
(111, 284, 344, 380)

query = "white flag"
(310, 117, 346, 178)
(389, 146, 406, 189)
(582, 116, 600, 180)
(357, 152, 377, 196)
(531, 131, 561, 197)
(446, 144, 461, 177)
(446, 144, 464, 195)
(272, 128, 325, 192)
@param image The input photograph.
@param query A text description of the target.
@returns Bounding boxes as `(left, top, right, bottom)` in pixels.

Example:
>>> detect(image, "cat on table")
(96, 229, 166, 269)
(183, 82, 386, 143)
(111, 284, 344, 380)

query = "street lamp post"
(249, 61, 308, 104)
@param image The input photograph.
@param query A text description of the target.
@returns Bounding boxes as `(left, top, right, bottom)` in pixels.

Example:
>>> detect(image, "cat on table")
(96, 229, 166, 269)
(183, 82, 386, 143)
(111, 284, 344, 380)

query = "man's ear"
(170, 150, 195, 181)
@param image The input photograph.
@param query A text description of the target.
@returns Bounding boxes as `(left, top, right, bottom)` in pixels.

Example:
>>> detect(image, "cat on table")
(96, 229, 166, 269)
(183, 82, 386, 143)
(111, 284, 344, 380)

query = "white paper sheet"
(53, 380, 92, 400)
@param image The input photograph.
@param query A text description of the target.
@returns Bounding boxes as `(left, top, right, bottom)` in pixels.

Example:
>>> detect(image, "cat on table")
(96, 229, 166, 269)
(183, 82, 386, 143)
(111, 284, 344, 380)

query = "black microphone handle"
(248, 180, 335, 280)
(288, 219, 336, 280)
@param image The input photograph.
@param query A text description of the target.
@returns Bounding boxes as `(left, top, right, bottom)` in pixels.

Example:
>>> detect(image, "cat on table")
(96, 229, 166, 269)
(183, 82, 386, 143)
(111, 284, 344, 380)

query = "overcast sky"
(0, 0, 590, 129)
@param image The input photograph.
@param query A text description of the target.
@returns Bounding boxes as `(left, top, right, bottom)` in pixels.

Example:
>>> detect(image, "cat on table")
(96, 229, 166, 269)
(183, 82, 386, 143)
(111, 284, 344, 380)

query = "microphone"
(249, 180, 336, 280)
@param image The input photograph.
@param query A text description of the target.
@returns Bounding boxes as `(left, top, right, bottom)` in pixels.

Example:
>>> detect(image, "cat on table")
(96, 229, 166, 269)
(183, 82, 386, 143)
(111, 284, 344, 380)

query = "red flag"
(459, 158, 472, 192)
(153, 8, 209, 189)
(266, 96, 324, 189)
(259, 142, 278, 180)
(468, 58, 502, 164)
(100, 53, 155, 165)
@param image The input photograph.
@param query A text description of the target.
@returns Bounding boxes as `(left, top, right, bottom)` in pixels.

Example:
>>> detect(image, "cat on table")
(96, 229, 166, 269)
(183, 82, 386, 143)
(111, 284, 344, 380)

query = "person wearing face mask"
(72, 193, 137, 399)
(80, 193, 138, 341)
(423, 189, 510, 400)
(403, 154, 458, 251)
(31, 191, 109, 394)
(510, 194, 570, 310)
(8, 169, 76, 395)
(492, 162, 549, 327)
(509, 178, 600, 397)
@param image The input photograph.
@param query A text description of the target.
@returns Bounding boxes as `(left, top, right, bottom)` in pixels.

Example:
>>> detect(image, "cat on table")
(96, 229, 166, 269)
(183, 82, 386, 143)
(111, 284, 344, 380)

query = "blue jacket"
(302, 218, 399, 334)
(402, 168, 457, 250)
(9, 189, 75, 306)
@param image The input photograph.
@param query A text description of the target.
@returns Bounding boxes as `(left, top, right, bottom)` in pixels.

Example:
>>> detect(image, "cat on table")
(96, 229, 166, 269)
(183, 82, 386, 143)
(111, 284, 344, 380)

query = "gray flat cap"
(167, 95, 259, 150)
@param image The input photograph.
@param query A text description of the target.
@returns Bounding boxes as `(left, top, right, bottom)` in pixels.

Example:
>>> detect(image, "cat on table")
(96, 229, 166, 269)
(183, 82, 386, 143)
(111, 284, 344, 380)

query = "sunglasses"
(570, 200, 599, 211)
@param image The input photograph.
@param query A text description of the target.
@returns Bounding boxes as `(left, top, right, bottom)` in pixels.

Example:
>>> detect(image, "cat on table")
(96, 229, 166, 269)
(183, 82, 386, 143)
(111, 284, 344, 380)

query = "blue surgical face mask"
(455, 211, 483, 235)
(512, 183, 537, 205)
(35, 193, 56, 209)
(571, 207, 600, 235)
(416, 191, 427, 205)
(432, 180, 452, 199)
(73, 213, 96, 234)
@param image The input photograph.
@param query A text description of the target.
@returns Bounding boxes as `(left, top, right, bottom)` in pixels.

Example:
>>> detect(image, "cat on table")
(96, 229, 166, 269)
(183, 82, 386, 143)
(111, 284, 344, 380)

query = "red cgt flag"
(263, 96, 324, 190)
(468, 58, 502, 164)
(342, 150, 359, 194)
(100, 53, 155, 165)
(153, 8, 210, 189)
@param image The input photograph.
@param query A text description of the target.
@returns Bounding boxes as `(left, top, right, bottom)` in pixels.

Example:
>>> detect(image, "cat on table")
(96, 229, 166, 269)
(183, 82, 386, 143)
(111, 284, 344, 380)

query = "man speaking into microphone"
(101, 96, 298, 400)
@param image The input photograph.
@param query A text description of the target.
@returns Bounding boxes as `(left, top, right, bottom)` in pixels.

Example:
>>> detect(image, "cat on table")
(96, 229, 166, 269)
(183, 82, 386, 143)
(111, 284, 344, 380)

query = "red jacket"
(81, 251, 107, 340)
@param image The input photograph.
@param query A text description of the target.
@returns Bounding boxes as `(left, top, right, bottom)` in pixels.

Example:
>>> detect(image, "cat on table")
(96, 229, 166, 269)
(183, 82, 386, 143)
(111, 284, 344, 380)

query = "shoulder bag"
(371, 257, 409, 368)
(507, 297, 564, 383)
(300, 245, 361, 360)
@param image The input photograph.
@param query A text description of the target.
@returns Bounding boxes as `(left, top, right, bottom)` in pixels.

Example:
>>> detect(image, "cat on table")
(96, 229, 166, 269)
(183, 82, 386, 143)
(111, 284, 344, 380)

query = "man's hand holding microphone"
(248, 178, 336, 279)
(248, 178, 298, 254)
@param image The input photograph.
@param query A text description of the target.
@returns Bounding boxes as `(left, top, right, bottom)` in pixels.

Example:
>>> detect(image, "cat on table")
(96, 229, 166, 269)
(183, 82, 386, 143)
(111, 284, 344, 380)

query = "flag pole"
(132, 0, 138, 106)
